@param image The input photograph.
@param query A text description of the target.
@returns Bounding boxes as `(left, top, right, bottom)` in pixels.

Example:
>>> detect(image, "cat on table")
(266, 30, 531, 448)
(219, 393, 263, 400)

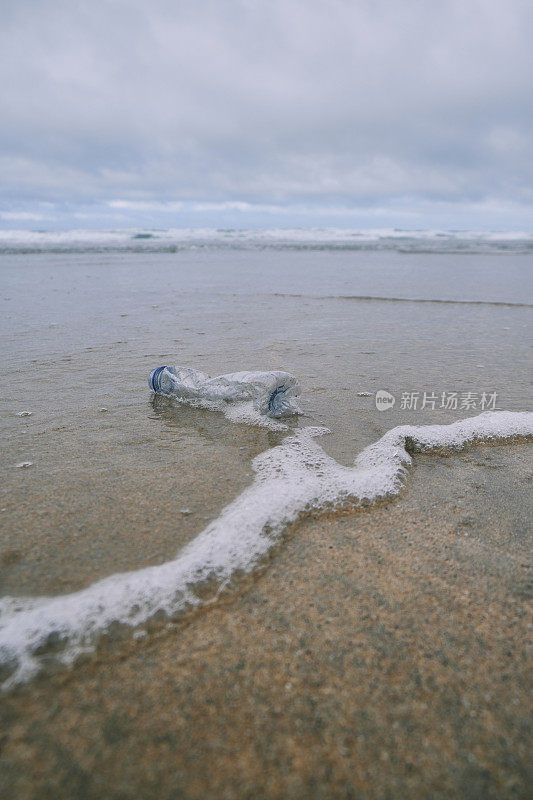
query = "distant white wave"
(1, 227, 532, 253)
(0, 410, 531, 689)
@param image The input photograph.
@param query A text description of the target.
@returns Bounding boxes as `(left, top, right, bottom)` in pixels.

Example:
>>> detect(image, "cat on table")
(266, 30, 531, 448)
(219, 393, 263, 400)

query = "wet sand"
(0, 399, 284, 596)
(1, 442, 531, 799)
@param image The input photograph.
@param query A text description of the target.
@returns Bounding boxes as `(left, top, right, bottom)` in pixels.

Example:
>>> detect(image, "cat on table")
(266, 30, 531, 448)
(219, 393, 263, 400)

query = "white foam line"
(1, 411, 531, 689)
(1, 227, 532, 247)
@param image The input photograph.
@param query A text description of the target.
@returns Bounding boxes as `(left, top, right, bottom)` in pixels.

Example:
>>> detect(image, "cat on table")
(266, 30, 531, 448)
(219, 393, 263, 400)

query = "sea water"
(0, 229, 532, 686)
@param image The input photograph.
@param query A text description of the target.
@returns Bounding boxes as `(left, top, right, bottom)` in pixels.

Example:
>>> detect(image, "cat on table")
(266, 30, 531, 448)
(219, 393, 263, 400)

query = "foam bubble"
(222, 400, 289, 430)
(0, 410, 531, 689)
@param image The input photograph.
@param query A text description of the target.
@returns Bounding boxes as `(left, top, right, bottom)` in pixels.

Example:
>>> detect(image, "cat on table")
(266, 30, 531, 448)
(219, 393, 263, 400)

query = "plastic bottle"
(149, 365, 300, 418)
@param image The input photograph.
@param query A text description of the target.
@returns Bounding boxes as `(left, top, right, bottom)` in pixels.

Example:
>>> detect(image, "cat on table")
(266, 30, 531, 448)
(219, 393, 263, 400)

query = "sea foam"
(0, 411, 531, 689)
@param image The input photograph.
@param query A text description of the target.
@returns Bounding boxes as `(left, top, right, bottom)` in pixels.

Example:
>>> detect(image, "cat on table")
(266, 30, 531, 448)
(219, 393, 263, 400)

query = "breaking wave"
(1, 228, 533, 254)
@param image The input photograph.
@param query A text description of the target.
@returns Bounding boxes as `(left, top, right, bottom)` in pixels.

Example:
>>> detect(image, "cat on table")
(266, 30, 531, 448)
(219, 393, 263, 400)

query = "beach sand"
(1, 441, 531, 799)
(0, 399, 283, 596)
(1, 240, 531, 797)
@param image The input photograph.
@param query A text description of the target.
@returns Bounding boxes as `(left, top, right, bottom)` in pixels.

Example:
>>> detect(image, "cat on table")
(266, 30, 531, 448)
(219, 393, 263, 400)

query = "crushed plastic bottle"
(149, 366, 300, 418)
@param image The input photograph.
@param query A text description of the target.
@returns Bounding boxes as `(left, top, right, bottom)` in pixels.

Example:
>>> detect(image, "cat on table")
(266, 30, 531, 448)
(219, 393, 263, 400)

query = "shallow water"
(1, 239, 532, 597)
(0, 232, 532, 686)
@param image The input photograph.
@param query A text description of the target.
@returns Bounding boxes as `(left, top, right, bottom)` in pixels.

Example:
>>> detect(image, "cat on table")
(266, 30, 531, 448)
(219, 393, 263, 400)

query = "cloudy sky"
(1, 0, 532, 230)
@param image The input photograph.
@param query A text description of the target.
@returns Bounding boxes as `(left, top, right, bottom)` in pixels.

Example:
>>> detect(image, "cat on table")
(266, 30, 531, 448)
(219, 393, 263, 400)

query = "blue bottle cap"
(149, 366, 169, 393)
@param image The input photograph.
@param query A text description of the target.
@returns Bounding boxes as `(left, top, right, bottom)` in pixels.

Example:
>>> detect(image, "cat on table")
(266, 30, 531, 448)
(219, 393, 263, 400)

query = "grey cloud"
(1, 0, 532, 224)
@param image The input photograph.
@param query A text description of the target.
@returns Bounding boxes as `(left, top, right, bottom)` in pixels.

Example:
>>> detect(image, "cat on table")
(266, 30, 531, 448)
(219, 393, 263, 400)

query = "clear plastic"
(149, 365, 301, 418)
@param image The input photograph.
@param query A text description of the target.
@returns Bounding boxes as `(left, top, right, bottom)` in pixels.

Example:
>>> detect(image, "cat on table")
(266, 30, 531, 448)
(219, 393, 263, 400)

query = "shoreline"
(0, 441, 531, 798)
(1, 243, 531, 797)
(1, 411, 531, 690)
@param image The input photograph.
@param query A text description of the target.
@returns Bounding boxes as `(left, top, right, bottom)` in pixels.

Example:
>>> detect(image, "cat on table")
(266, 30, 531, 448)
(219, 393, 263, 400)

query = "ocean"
(1, 228, 532, 686)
